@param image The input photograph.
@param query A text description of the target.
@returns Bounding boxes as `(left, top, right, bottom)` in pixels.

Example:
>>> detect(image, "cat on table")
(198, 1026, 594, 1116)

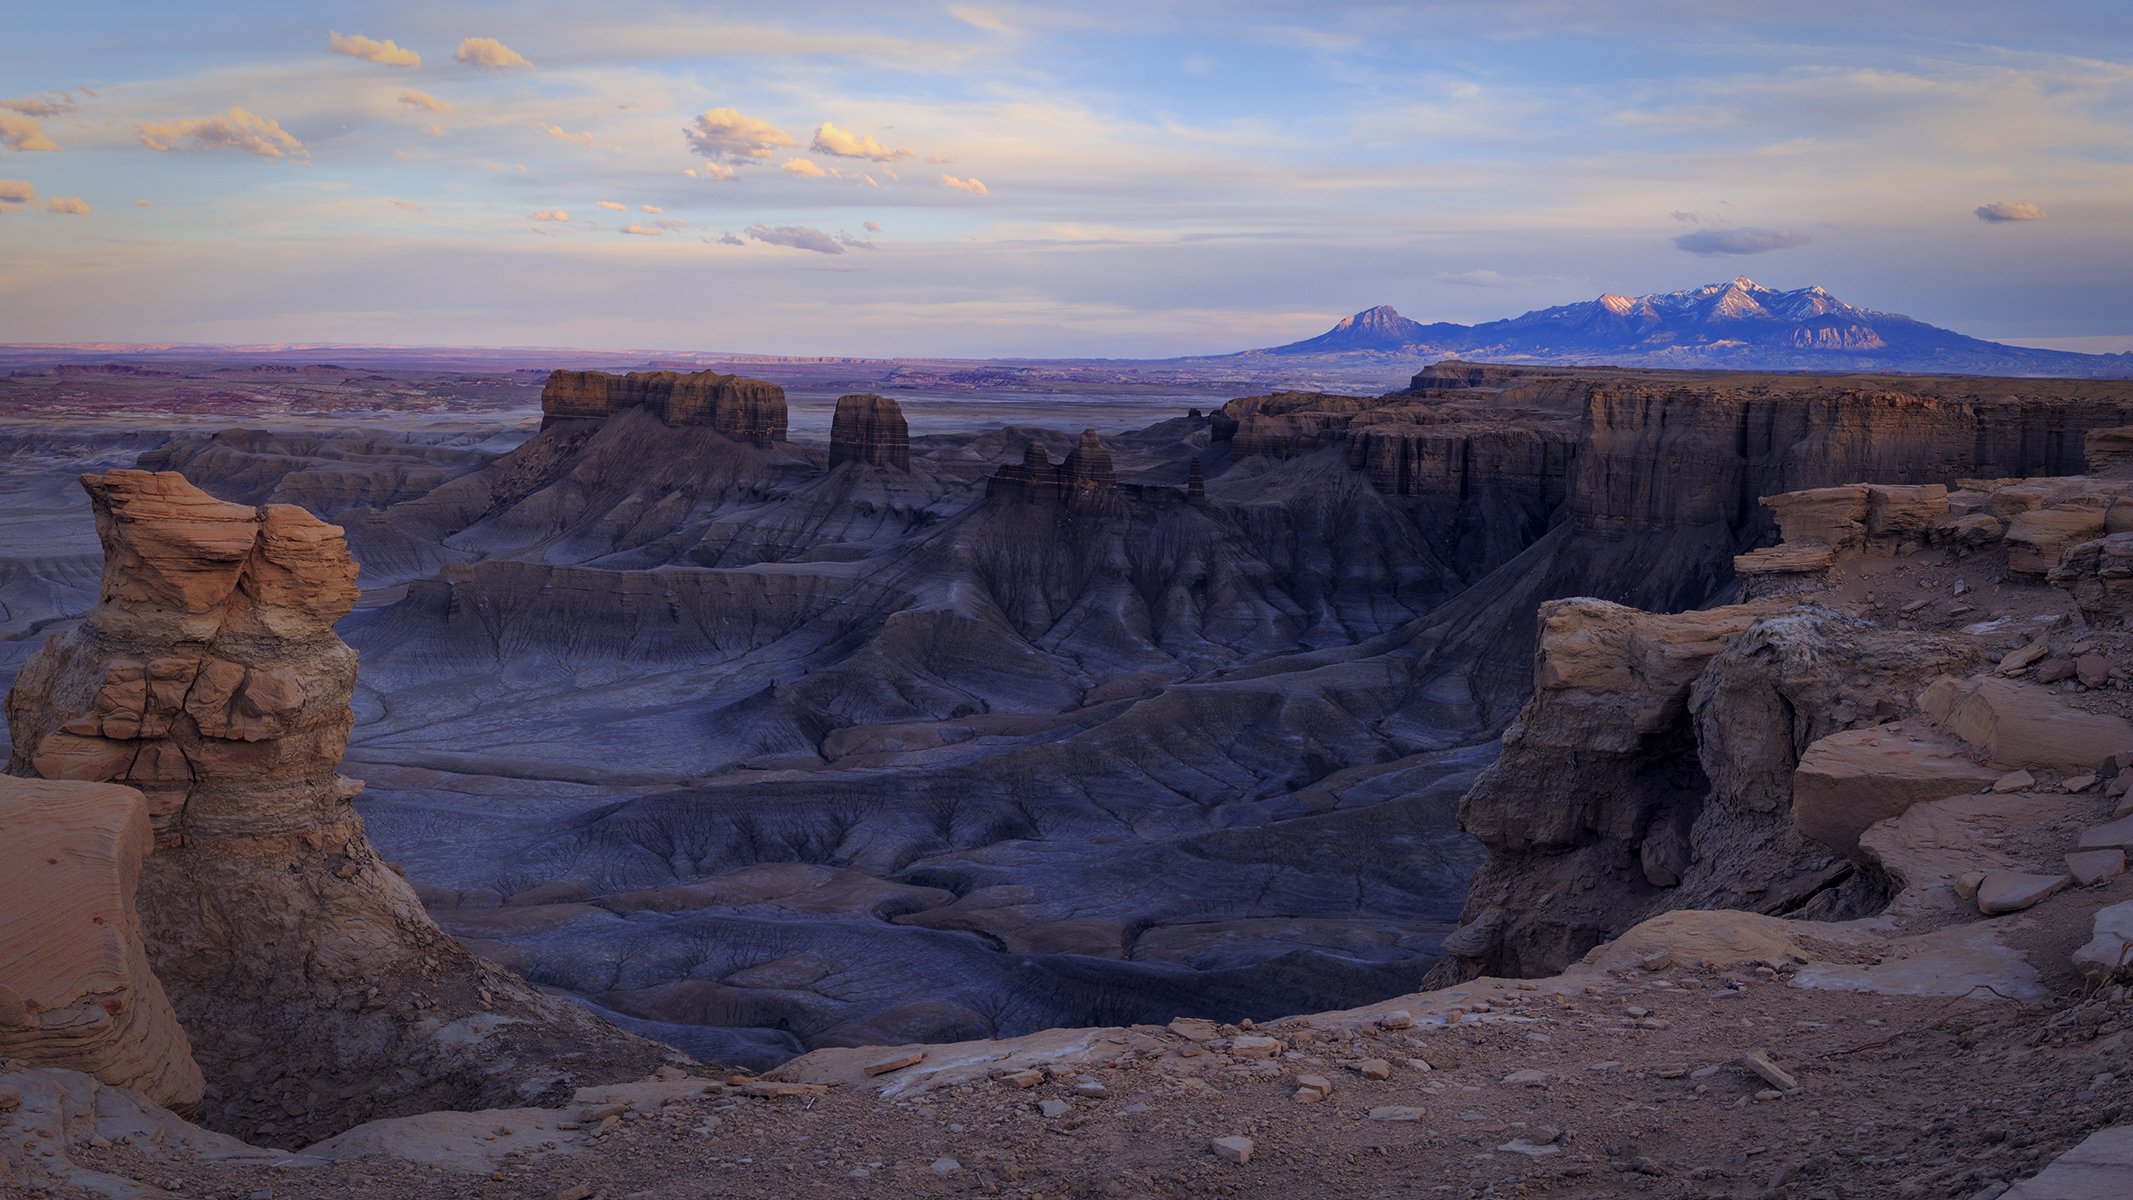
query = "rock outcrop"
(985, 430, 1121, 507)
(0, 776, 203, 1110)
(4, 470, 673, 1145)
(540, 368, 787, 445)
(828, 393, 911, 471)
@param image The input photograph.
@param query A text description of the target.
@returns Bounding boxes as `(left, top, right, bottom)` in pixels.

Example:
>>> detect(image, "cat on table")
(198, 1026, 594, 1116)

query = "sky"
(1, 1, 2130, 357)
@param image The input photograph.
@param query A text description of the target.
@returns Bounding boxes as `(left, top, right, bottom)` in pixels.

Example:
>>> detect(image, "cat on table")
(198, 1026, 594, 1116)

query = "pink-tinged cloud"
(135, 198, 149, 206)
(530, 209, 570, 221)
(810, 122, 912, 162)
(389, 198, 423, 211)
(863, 220, 882, 233)
(745, 224, 852, 254)
(46, 196, 89, 215)
(136, 107, 304, 159)
(328, 31, 421, 68)
(694, 162, 736, 182)
(1, 93, 78, 118)
(683, 108, 794, 164)
(619, 223, 664, 236)
(0, 179, 36, 207)
(781, 157, 828, 178)
(398, 90, 453, 115)
(538, 122, 595, 147)
(0, 112, 60, 152)
(456, 37, 532, 68)
(1976, 201, 2047, 223)
(641, 204, 663, 214)
(597, 200, 626, 210)
(940, 173, 988, 196)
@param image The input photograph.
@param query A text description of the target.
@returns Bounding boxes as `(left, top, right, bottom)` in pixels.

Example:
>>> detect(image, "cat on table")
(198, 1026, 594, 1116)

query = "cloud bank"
(684, 108, 795, 163)
(1975, 201, 2047, 223)
(1, 93, 78, 118)
(811, 122, 912, 162)
(456, 37, 532, 68)
(1671, 227, 1810, 256)
(46, 196, 90, 215)
(328, 32, 420, 68)
(745, 224, 849, 254)
(136, 107, 304, 158)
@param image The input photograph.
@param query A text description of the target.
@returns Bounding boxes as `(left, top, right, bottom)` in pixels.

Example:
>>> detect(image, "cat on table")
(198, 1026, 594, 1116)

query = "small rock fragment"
(1367, 1106, 1424, 1122)
(1975, 870, 2070, 915)
(2068, 849, 2126, 887)
(1739, 1049, 1798, 1092)
(1376, 1010, 1414, 1031)
(863, 1051, 923, 1077)
(1356, 1058, 1392, 1081)
(1037, 1099, 1071, 1118)
(1211, 1136, 1255, 1164)
(1228, 1035, 1282, 1059)
(1501, 1069, 1549, 1087)
(1992, 770, 2036, 794)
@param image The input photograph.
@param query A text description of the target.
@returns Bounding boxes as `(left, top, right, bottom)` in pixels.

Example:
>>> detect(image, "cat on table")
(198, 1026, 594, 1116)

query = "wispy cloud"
(683, 108, 795, 164)
(619, 222, 664, 236)
(811, 122, 912, 162)
(0, 112, 59, 152)
(389, 198, 423, 211)
(456, 37, 532, 68)
(940, 173, 988, 195)
(641, 204, 663, 214)
(537, 122, 595, 147)
(327, 31, 420, 68)
(1671, 227, 1810, 256)
(863, 220, 882, 233)
(530, 209, 570, 221)
(781, 157, 828, 178)
(397, 90, 452, 115)
(596, 200, 626, 210)
(46, 196, 89, 216)
(0, 179, 34, 210)
(1, 93, 78, 119)
(746, 223, 850, 254)
(136, 107, 303, 159)
(1976, 201, 2048, 223)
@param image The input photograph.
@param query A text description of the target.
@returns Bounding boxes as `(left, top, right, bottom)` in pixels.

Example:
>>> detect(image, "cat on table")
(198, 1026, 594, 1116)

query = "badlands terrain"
(5, 357, 2133, 1197)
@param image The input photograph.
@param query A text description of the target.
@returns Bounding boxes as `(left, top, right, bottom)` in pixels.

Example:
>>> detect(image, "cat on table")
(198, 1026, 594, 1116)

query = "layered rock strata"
(540, 368, 787, 445)
(4, 470, 671, 1144)
(828, 393, 912, 471)
(985, 430, 1122, 506)
(0, 776, 203, 1110)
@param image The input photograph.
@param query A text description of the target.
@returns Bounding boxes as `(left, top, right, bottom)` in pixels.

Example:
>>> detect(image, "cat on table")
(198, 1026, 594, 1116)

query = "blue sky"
(2, 1, 2129, 355)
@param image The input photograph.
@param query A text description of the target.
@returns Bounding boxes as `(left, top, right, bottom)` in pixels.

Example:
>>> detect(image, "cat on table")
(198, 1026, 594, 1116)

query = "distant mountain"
(1252, 277, 2133, 377)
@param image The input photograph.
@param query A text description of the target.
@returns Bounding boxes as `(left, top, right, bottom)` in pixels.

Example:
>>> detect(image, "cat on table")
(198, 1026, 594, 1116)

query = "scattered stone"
(1740, 1049, 1799, 1092)
(1999, 642, 2049, 673)
(2065, 774, 2100, 793)
(1073, 1080, 1106, 1097)
(1956, 872, 1987, 901)
(2068, 849, 2126, 886)
(1588, 1061, 1624, 1073)
(1640, 952, 1674, 972)
(2072, 900, 2133, 977)
(1501, 1069, 1549, 1087)
(999, 1070, 1045, 1090)
(862, 1051, 923, 1078)
(2077, 654, 2114, 689)
(1376, 1010, 1414, 1031)
(1293, 1074, 1332, 1103)
(1228, 1036, 1281, 1059)
(1976, 871, 2070, 915)
(930, 1157, 961, 1174)
(552, 1187, 595, 1200)
(738, 1082, 827, 1100)
(1367, 1106, 1424, 1122)
(1755, 1089, 1784, 1102)
(1500, 1138, 1560, 1157)
(1167, 1017, 1218, 1041)
(1037, 1099, 1071, 1118)
(1992, 770, 2037, 794)
(1356, 1058, 1392, 1081)
(1406, 1058, 1433, 1073)
(2037, 658, 2077, 684)
(1211, 1136, 1255, 1165)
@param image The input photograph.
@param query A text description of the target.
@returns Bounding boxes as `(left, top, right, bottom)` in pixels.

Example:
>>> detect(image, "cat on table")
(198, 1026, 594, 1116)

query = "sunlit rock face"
(540, 368, 788, 445)
(0, 775, 204, 1112)
(4, 469, 671, 1146)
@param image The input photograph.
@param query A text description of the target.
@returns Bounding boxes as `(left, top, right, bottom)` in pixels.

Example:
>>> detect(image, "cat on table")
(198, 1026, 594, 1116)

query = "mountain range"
(1248, 276, 2133, 377)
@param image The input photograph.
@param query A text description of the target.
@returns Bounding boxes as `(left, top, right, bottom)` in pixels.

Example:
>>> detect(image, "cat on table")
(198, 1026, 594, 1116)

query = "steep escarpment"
(829, 393, 912, 471)
(1436, 434, 2133, 982)
(540, 367, 787, 445)
(4, 470, 674, 1145)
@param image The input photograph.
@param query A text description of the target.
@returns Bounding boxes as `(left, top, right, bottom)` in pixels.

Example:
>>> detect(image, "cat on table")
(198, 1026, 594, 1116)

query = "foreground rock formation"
(0, 776, 203, 1110)
(4, 470, 674, 1145)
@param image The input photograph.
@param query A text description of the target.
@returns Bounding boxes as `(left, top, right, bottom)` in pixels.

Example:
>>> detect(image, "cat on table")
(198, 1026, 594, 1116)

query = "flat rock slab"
(2067, 849, 2126, 886)
(2003, 1124, 2133, 1199)
(2077, 814, 2133, 852)
(2072, 900, 2133, 978)
(1921, 675, 2133, 772)
(1976, 871, 2069, 915)
(1793, 723, 2005, 858)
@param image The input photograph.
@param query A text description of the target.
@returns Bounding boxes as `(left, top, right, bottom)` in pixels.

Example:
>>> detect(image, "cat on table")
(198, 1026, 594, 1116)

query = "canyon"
(4, 358, 2133, 1196)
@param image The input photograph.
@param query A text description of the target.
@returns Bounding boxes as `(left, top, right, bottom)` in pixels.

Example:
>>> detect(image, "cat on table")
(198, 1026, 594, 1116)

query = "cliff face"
(1436, 431, 2133, 982)
(828, 393, 911, 471)
(540, 368, 787, 445)
(4, 470, 672, 1145)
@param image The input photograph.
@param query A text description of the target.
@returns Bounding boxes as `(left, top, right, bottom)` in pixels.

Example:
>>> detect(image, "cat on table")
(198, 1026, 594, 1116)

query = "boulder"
(2072, 901, 2133, 977)
(2067, 849, 2125, 886)
(1974, 871, 2067, 916)
(1791, 723, 2005, 859)
(1919, 675, 2133, 770)
(0, 778, 203, 1110)
(2005, 506, 2106, 574)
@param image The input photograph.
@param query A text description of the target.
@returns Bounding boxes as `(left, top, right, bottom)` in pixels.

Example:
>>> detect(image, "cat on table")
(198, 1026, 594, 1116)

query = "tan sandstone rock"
(1919, 675, 2133, 771)
(0, 778, 203, 1110)
(5, 470, 670, 1145)
(1791, 722, 2005, 859)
